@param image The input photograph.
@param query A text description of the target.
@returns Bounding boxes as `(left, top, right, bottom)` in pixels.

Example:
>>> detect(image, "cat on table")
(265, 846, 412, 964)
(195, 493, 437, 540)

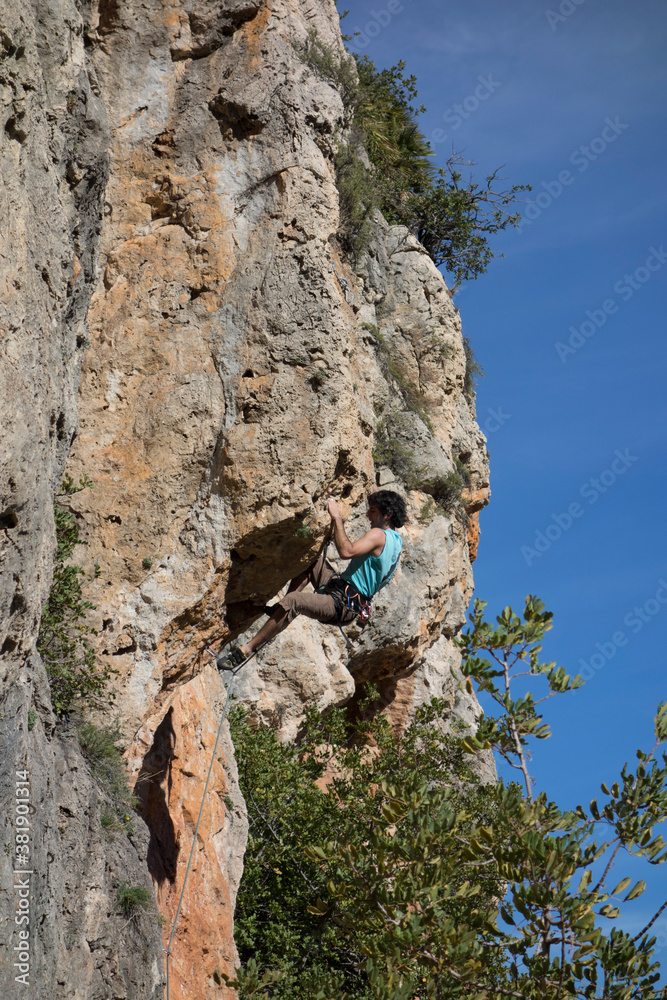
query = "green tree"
(37, 475, 115, 715)
(228, 598, 667, 1000)
(228, 693, 499, 999)
(453, 597, 667, 999)
(299, 31, 529, 277)
(403, 157, 529, 285)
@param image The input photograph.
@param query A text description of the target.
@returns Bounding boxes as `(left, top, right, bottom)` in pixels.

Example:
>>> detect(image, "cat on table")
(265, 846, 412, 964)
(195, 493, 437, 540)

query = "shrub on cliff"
(300, 28, 529, 280)
(352, 56, 530, 283)
(37, 475, 115, 715)
(228, 598, 667, 999)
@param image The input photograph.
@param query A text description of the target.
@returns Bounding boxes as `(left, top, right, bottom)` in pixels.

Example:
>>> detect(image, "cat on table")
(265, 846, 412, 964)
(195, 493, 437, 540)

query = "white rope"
(163, 648, 260, 1000)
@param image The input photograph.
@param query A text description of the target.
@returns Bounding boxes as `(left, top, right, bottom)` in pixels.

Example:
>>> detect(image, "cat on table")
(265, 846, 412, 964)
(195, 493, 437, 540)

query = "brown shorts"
(275, 549, 358, 627)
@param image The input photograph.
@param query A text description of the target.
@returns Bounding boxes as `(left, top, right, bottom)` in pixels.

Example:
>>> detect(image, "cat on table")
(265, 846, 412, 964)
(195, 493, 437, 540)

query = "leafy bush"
(298, 28, 358, 113)
(335, 143, 377, 260)
(352, 57, 530, 281)
(462, 335, 484, 402)
(37, 476, 115, 715)
(426, 470, 469, 525)
(101, 810, 121, 832)
(228, 692, 492, 999)
(301, 26, 530, 280)
(402, 157, 528, 284)
(453, 454, 472, 487)
(78, 720, 137, 829)
(114, 882, 154, 919)
(228, 600, 667, 999)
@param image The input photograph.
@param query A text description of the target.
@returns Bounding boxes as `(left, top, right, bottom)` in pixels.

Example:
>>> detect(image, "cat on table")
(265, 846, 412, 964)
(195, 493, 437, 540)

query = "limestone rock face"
(126, 668, 247, 1000)
(0, 0, 108, 681)
(1, 694, 165, 1000)
(0, 2, 165, 997)
(1, 0, 492, 997)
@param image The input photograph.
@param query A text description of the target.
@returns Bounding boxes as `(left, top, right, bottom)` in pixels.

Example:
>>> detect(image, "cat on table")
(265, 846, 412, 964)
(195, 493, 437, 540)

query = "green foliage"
(142, 557, 153, 570)
(37, 475, 116, 715)
(426, 471, 470, 525)
(114, 882, 154, 919)
(335, 143, 377, 260)
(402, 157, 530, 284)
(372, 415, 422, 483)
(430, 334, 456, 363)
(300, 27, 530, 280)
(229, 693, 490, 999)
(78, 720, 138, 830)
(297, 30, 376, 260)
(418, 496, 437, 524)
(451, 596, 667, 999)
(354, 57, 431, 191)
(100, 810, 120, 832)
(299, 22, 532, 279)
(352, 56, 530, 281)
(454, 454, 472, 487)
(298, 28, 358, 112)
(27, 708, 37, 731)
(462, 335, 484, 402)
(293, 525, 313, 539)
(230, 600, 667, 999)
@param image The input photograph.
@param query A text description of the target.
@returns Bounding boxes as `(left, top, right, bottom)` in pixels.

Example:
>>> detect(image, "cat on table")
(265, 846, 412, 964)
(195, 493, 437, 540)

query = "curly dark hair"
(369, 490, 407, 529)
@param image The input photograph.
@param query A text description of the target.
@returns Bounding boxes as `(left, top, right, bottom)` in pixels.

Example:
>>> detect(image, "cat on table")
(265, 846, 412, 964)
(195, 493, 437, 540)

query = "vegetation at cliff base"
(229, 691, 497, 1000)
(37, 475, 115, 715)
(229, 597, 667, 1000)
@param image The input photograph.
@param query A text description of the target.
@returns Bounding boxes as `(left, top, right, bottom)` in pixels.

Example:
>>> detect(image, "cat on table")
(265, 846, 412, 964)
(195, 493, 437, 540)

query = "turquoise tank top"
(341, 529, 402, 599)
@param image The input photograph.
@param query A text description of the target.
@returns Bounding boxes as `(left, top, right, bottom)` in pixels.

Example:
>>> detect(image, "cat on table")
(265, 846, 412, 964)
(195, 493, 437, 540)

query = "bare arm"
(327, 500, 386, 559)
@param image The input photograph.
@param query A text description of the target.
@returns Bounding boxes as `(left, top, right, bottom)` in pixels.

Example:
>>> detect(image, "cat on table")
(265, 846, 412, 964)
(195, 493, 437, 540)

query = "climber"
(215, 490, 407, 670)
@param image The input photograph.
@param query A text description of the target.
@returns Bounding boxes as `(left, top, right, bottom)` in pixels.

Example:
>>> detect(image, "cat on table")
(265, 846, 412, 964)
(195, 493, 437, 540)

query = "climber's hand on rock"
(327, 498, 342, 520)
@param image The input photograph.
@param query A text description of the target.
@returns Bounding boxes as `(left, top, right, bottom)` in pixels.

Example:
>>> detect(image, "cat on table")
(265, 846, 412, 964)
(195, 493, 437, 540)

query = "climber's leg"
(217, 549, 348, 667)
(239, 584, 356, 656)
(285, 547, 334, 594)
(240, 604, 291, 655)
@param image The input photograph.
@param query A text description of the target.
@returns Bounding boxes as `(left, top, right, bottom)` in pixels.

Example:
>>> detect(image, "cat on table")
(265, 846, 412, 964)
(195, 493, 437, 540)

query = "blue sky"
(343, 0, 667, 961)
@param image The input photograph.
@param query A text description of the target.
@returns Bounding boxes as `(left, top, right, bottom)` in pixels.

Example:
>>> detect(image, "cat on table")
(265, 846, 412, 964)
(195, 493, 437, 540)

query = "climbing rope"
(163, 647, 260, 1000)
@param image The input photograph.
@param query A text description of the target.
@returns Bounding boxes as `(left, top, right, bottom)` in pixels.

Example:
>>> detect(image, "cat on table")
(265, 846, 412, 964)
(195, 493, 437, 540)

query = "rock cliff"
(0, 1, 491, 998)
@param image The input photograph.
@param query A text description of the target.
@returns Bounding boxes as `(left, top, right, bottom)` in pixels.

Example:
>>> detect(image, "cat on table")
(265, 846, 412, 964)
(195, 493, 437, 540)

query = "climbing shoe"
(216, 646, 248, 672)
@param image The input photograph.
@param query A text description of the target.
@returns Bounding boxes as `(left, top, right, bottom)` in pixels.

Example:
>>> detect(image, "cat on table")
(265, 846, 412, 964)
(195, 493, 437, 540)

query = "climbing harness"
(163, 643, 263, 1000)
(320, 523, 402, 646)
(319, 575, 372, 622)
(318, 575, 371, 650)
